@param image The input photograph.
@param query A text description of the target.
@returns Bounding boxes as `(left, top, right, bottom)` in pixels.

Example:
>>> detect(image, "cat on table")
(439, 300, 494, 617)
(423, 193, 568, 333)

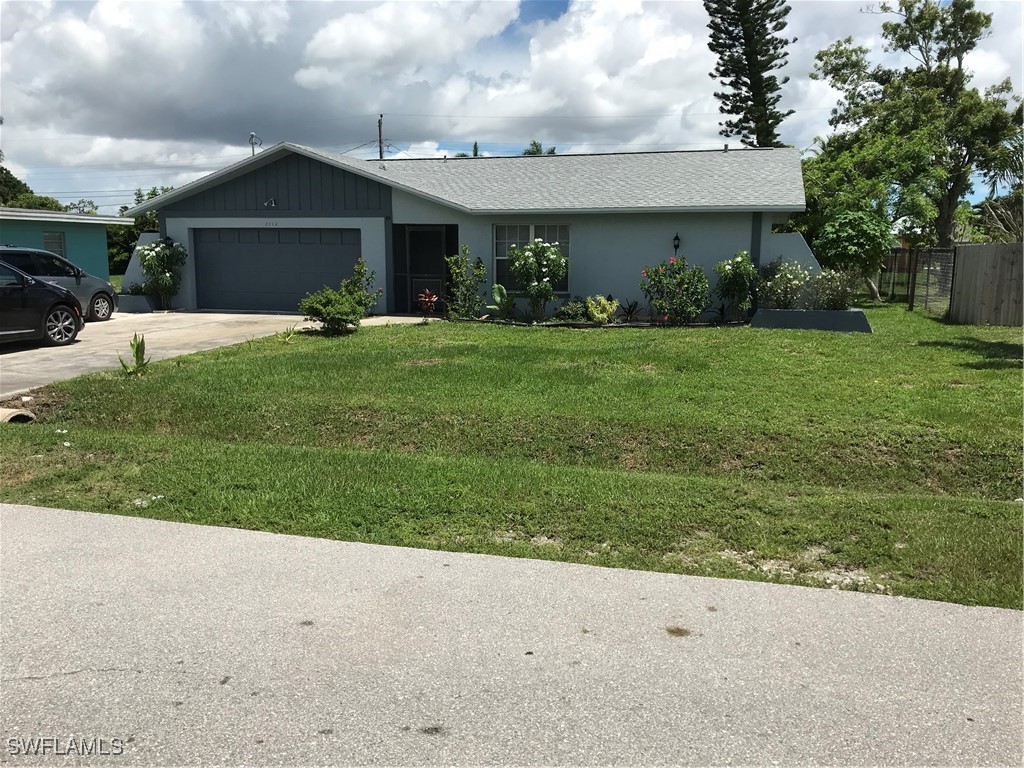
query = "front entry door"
(407, 226, 447, 313)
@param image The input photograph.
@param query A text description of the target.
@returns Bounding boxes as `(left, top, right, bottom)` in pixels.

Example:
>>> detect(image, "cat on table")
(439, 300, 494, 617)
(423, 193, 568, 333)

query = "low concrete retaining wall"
(750, 308, 872, 333)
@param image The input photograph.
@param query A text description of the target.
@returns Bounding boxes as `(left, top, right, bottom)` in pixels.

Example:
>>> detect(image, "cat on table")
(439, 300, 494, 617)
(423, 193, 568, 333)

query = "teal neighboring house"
(0, 207, 134, 280)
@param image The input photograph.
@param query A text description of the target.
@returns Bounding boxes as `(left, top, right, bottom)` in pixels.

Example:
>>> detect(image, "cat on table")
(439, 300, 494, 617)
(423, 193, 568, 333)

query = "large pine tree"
(703, 0, 795, 147)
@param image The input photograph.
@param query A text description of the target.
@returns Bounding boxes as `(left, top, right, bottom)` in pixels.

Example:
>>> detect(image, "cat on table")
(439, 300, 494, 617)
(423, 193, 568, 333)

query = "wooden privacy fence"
(948, 243, 1023, 327)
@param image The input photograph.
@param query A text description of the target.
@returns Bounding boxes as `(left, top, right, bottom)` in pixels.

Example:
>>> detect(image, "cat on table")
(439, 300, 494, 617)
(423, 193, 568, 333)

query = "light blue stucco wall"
(391, 189, 800, 305)
(0, 220, 111, 279)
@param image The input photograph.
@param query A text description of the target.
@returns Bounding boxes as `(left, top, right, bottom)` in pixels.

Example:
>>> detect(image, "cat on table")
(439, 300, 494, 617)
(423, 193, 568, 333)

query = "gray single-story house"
(125, 142, 818, 313)
(0, 207, 134, 280)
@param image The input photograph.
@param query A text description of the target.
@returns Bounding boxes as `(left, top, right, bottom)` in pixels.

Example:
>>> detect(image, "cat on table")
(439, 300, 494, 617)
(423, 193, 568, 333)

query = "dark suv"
(0, 246, 117, 321)
(0, 261, 84, 346)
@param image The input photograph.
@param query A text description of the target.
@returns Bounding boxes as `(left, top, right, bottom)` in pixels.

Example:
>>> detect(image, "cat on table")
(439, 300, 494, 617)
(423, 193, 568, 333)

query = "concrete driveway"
(1, 503, 1020, 766)
(0, 312, 420, 399)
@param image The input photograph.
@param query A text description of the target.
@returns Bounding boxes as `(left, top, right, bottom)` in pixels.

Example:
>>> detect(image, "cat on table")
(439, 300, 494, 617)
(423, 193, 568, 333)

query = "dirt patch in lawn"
(1, 387, 71, 422)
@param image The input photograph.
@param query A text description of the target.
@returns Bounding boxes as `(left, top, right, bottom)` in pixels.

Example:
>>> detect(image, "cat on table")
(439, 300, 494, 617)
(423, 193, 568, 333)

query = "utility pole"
(378, 115, 384, 160)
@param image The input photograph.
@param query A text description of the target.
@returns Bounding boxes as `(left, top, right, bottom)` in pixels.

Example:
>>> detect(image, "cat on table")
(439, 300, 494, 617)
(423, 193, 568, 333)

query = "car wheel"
(90, 292, 113, 321)
(44, 306, 79, 346)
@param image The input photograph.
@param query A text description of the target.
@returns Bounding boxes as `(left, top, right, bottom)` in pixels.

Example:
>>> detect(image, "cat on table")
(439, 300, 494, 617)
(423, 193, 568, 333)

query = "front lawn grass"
(2, 305, 1021, 608)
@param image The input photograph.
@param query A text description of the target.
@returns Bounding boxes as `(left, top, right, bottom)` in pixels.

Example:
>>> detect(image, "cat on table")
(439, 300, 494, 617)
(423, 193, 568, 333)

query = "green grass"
(110, 274, 123, 292)
(2, 305, 1021, 607)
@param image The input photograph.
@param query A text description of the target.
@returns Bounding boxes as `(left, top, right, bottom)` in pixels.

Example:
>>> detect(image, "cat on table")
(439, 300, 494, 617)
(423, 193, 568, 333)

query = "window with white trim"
(494, 224, 570, 293)
(42, 231, 66, 258)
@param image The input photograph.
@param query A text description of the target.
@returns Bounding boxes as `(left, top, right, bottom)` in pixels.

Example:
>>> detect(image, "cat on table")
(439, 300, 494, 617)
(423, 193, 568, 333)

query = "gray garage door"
(194, 228, 361, 311)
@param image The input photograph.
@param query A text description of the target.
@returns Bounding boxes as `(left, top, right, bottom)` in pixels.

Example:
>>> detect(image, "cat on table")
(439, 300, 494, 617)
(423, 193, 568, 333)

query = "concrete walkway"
(0, 312, 422, 399)
(1, 503, 1020, 766)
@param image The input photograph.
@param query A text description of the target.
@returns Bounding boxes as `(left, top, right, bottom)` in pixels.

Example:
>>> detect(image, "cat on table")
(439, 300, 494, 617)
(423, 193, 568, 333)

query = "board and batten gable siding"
(162, 153, 392, 218)
(157, 153, 393, 311)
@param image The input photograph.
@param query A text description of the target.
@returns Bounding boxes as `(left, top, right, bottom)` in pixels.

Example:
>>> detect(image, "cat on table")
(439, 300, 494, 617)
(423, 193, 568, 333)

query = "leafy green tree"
(454, 141, 481, 159)
(703, 0, 795, 147)
(975, 123, 1023, 243)
(107, 186, 171, 275)
(0, 165, 31, 205)
(522, 140, 556, 156)
(65, 199, 97, 214)
(812, 0, 1020, 248)
(8, 192, 64, 211)
(814, 210, 894, 298)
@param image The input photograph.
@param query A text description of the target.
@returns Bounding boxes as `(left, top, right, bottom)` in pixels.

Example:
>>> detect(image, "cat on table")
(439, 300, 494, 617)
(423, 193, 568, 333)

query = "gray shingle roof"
(299, 143, 805, 214)
(126, 142, 805, 217)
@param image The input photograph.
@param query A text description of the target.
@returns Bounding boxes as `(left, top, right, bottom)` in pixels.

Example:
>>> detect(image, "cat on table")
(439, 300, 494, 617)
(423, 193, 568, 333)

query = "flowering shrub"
(507, 239, 567, 320)
(758, 259, 811, 310)
(586, 295, 619, 325)
(137, 240, 187, 309)
(639, 256, 710, 325)
(806, 268, 858, 310)
(713, 250, 758, 320)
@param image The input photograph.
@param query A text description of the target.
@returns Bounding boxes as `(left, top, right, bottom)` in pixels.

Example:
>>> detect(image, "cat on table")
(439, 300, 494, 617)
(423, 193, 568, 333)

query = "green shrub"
(713, 250, 758, 320)
(340, 258, 383, 317)
(299, 288, 363, 335)
(486, 284, 517, 321)
(758, 259, 812, 309)
(806, 268, 858, 310)
(640, 256, 711, 325)
(554, 297, 589, 322)
(445, 245, 486, 319)
(507, 239, 567, 320)
(586, 295, 619, 325)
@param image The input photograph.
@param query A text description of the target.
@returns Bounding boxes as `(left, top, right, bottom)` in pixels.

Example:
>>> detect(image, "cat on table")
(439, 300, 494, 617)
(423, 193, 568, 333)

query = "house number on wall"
(263, 221, 279, 227)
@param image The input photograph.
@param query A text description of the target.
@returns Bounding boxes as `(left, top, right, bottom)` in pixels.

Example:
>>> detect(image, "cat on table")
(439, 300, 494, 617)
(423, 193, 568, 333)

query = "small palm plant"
(119, 332, 150, 377)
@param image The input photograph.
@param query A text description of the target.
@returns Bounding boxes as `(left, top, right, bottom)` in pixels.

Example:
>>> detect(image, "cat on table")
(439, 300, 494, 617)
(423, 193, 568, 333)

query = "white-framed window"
(494, 224, 570, 294)
(42, 231, 66, 257)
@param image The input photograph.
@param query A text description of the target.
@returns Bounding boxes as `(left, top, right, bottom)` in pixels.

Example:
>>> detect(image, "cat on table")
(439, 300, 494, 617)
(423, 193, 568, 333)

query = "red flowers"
(669, 257, 675, 264)
(641, 269, 647, 277)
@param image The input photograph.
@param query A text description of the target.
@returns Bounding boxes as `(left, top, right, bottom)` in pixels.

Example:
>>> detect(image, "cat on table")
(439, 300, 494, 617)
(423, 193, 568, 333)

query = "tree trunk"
(864, 276, 881, 301)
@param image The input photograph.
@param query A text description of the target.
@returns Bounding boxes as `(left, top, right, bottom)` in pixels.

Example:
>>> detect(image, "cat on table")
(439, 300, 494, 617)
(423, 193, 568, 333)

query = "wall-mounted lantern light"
(672, 233, 680, 255)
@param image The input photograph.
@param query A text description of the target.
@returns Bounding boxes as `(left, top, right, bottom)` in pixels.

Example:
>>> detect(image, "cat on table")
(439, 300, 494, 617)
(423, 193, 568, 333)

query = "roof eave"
(0, 208, 135, 226)
(463, 204, 805, 216)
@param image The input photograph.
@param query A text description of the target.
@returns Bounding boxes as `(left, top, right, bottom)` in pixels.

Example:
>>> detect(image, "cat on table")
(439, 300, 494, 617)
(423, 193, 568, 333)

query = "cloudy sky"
(1, 0, 1020, 212)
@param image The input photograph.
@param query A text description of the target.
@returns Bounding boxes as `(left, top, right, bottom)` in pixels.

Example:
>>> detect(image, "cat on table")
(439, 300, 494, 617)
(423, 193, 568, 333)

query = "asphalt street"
(0, 503, 1020, 766)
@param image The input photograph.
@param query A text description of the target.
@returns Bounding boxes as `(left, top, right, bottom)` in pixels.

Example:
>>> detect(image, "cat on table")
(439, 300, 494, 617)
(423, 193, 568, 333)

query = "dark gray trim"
(750, 212, 763, 268)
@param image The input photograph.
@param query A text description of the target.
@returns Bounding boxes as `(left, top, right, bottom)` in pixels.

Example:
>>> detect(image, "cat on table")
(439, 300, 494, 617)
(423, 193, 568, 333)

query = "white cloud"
(298, 1, 518, 82)
(0, 0, 1018, 210)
